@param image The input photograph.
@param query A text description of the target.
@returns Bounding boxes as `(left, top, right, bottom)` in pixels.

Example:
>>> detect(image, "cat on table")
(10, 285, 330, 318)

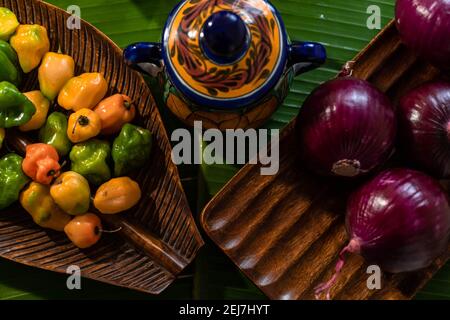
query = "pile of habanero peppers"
(0, 8, 153, 249)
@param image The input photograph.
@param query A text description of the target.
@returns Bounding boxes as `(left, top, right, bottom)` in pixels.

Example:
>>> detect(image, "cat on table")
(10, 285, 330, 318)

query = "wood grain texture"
(0, 0, 203, 294)
(201, 20, 449, 300)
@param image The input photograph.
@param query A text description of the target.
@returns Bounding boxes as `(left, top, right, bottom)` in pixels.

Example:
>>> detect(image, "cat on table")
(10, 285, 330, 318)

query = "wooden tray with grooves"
(0, 0, 203, 294)
(201, 20, 448, 300)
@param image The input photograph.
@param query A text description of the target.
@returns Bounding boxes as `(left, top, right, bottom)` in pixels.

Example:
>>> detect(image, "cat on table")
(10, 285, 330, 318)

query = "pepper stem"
(72, 115, 90, 134)
(124, 100, 133, 110)
(60, 160, 68, 169)
(78, 115, 90, 126)
(101, 227, 123, 234)
(314, 238, 361, 300)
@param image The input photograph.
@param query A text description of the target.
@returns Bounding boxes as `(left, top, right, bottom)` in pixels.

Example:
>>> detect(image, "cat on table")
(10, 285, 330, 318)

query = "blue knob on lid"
(200, 11, 250, 65)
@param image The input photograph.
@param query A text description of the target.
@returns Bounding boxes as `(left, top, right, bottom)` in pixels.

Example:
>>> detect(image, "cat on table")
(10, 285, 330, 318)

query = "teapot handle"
(288, 41, 326, 76)
(124, 41, 326, 77)
(124, 42, 163, 75)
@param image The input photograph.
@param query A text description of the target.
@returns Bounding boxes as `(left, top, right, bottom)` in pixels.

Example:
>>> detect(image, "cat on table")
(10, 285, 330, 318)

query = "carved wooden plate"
(0, 0, 203, 294)
(201, 20, 448, 300)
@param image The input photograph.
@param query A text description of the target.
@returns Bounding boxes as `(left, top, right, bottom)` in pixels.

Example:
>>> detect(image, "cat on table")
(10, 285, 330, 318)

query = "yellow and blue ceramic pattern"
(164, 0, 284, 103)
(124, 0, 326, 129)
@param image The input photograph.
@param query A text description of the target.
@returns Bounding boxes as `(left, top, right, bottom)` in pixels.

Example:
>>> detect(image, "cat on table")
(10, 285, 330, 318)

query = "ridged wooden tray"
(0, 0, 203, 294)
(201, 20, 448, 300)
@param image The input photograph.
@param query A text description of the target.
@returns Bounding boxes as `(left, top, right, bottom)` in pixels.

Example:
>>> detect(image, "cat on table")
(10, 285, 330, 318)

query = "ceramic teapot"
(124, 0, 326, 130)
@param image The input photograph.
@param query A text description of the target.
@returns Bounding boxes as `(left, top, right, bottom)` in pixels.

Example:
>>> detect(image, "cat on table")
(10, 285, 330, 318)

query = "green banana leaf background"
(0, 0, 449, 300)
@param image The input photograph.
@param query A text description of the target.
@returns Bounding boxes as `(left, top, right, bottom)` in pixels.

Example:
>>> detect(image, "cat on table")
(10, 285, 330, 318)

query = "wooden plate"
(201, 20, 448, 300)
(0, 0, 203, 294)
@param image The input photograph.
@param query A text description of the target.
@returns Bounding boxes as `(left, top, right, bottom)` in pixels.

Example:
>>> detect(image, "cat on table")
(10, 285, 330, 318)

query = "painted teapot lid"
(163, 0, 288, 109)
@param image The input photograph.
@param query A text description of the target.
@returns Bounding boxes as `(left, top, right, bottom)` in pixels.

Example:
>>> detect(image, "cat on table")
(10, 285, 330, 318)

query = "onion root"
(315, 238, 361, 300)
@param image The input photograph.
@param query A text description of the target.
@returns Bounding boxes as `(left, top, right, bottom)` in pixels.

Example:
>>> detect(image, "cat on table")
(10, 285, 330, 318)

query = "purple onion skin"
(398, 82, 450, 178)
(296, 77, 396, 178)
(396, 0, 450, 70)
(347, 169, 450, 273)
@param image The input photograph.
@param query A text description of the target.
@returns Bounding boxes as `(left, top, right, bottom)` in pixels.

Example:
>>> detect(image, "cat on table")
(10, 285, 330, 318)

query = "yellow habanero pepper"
(58, 73, 108, 111)
(50, 171, 91, 216)
(38, 53, 75, 101)
(10, 24, 50, 73)
(19, 91, 50, 132)
(20, 182, 72, 231)
(93, 177, 141, 214)
(67, 108, 101, 143)
(0, 8, 19, 41)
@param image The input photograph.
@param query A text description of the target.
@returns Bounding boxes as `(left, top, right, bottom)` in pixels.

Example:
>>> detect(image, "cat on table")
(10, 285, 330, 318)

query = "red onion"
(296, 77, 396, 178)
(316, 169, 450, 300)
(398, 81, 450, 178)
(396, 0, 450, 70)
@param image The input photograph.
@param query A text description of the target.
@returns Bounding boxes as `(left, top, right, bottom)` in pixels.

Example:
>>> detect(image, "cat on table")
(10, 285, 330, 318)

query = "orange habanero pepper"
(19, 91, 50, 132)
(94, 94, 136, 135)
(64, 213, 102, 249)
(58, 73, 108, 111)
(93, 177, 141, 214)
(22, 143, 61, 185)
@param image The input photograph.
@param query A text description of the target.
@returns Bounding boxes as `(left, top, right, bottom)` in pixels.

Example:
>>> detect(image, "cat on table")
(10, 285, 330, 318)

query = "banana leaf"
(0, 0, 447, 300)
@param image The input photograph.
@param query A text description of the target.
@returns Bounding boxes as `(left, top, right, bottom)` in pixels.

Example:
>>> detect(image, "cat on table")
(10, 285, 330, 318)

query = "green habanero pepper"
(0, 153, 29, 210)
(39, 112, 72, 156)
(0, 40, 18, 64)
(0, 81, 35, 128)
(0, 40, 20, 86)
(112, 124, 153, 177)
(70, 139, 111, 186)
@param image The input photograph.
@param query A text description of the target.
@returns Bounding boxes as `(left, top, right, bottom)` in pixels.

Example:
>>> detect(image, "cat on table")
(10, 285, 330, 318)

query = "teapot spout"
(124, 42, 163, 76)
(289, 41, 327, 76)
